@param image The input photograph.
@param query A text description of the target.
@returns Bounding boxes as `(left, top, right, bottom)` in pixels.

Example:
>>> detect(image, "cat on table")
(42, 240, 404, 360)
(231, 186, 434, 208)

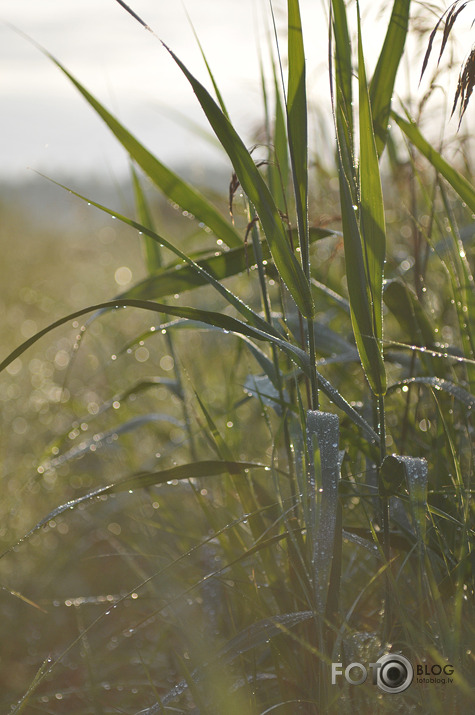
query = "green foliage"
(1, 1, 474, 713)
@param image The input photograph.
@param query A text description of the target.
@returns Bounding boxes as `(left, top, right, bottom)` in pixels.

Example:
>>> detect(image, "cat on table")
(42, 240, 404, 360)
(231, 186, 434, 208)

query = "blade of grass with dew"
(331, 0, 355, 202)
(356, 5, 387, 396)
(271, 56, 290, 211)
(162, 43, 314, 319)
(392, 110, 475, 214)
(337, 163, 386, 396)
(193, 388, 288, 604)
(387, 376, 475, 410)
(287, 0, 309, 267)
(2, 460, 268, 557)
(383, 279, 443, 376)
(44, 176, 284, 339)
(25, 36, 242, 250)
(0, 296, 380, 447)
(120, 227, 335, 302)
(437, 181, 475, 388)
(306, 411, 341, 616)
(131, 165, 162, 272)
(41, 414, 184, 470)
(369, 0, 411, 157)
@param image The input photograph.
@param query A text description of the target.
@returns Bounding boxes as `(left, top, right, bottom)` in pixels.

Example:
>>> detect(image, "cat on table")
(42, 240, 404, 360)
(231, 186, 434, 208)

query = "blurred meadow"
(1, 1, 475, 713)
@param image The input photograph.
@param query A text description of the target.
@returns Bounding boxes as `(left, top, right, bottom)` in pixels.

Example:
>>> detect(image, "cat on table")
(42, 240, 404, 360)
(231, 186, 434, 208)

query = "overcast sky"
(1, 0, 473, 182)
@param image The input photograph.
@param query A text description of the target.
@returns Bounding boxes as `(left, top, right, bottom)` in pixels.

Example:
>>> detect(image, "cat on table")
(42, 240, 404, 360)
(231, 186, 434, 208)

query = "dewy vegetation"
(1, 0, 474, 712)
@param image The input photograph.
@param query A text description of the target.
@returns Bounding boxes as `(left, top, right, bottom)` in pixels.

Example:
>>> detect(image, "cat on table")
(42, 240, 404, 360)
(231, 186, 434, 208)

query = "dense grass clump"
(1, 1, 474, 713)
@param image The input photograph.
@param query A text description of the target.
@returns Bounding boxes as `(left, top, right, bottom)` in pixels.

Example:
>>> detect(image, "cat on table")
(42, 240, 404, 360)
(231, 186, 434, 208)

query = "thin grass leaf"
(369, 0, 411, 156)
(388, 376, 475, 410)
(271, 57, 290, 211)
(27, 36, 242, 249)
(331, 0, 356, 201)
(43, 414, 184, 470)
(392, 110, 475, 213)
(306, 411, 341, 614)
(185, 9, 229, 118)
(356, 5, 387, 395)
(287, 0, 309, 270)
(10, 658, 54, 715)
(44, 177, 283, 338)
(162, 43, 314, 319)
(0, 296, 379, 447)
(384, 279, 436, 348)
(131, 165, 162, 272)
(2, 461, 267, 558)
(120, 227, 334, 303)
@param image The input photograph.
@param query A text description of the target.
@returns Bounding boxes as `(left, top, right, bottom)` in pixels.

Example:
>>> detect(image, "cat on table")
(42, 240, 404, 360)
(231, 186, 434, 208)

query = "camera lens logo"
(375, 654, 413, 694)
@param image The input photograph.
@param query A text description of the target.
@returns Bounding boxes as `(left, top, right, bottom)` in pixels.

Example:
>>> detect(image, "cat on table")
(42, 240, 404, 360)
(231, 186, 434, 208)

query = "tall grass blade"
(370, 0, 411, 156)
(162, 44, 314, 319)
(306, 411, 341, 614)
(121, 227, 334, 303)
(131, 165, 162, 271)
(0, 297, 379, 443)
(392, 110, 475, 213)
(356, 5, 387, 395)
(331, 0, 355, 200)
(287, 0, 309, 269)
(31, 41, 242, 249)
(388, 376, 475, 410)
(3, 460, 267, 557)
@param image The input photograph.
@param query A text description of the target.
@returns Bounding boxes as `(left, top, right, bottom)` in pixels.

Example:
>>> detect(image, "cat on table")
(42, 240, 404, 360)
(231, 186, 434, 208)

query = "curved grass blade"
(121, 226, 334, 302)
(1, 298, 379, 444)
(44, 177, 283, 339)
(26, 35, 242, 249)
(43, 414, 184, 470)
(1, 461, 267, 559)
(162, 43, 314, 319)
(356, 5, 387, 395)
(369, 0, 411, 156)
(392, 110, 475, 214)
(287, 0, 309, 270)
(387, 376, 475, 411)
(331, 0, 355, 201)
(131, 165, 162, 272)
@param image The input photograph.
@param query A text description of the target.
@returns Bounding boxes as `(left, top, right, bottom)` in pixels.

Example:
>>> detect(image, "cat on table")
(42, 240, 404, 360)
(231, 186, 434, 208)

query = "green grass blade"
(287, 0, 309, 269)
(3, 461, 267, 556)
(0, 297, 378, 444)
(370, 0, 411, 156)
(388, 376, 475, 410)
(306, 411, 341, 614)
(392, 110, 475, 214)
(332, 0, 355, 202)
(131, 165, 162, 272)
(271, 58, 290, 211)
(121, 227, 334, 302)
(186, 11, 229, 118)
(35, 44, 242, 249)
(337, 160, 386, 396)
(45, 177, 283, 338)
(355, 7, 387, 395)
(163, 43, 314, 319)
